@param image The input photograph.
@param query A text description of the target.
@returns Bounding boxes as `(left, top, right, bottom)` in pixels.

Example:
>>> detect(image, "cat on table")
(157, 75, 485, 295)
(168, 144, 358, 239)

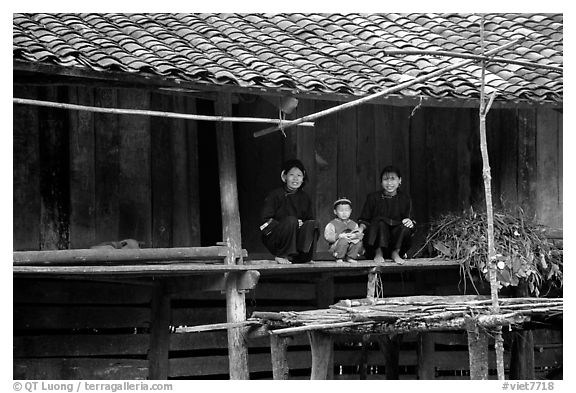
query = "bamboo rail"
(12, 97, 315, 127)
(174, 320, 259, 333)
(253, 39, 520, 138)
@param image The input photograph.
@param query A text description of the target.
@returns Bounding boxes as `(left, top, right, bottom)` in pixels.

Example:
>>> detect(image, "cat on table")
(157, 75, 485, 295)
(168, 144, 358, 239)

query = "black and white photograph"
(11, 6, 564, 386)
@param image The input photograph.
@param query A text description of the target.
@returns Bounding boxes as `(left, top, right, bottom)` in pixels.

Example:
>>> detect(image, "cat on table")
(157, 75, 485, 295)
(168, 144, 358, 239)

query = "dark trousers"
(262, 216, 319, 263)
(364, 217, 414, 258)
(331, 238, 364, 259)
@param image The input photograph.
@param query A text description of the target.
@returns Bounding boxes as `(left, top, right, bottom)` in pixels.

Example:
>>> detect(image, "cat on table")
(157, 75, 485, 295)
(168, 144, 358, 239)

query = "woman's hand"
(298, 219, 303, 227)
(402, 218, 414, 229)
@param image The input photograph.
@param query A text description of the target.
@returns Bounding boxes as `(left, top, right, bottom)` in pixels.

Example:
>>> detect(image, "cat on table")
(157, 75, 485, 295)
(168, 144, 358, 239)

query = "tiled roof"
(13, 13, 563, 104)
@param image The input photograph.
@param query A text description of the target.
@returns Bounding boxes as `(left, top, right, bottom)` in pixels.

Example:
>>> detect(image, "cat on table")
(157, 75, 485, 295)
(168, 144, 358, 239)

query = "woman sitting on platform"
(357, 165, 415, 265)
(259, 159, 320, 264)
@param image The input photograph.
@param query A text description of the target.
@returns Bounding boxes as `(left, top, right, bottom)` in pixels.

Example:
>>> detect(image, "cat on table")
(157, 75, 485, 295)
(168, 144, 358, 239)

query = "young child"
(324, 198, 364, 263)
(260, 159, 320, 264)
(357, 165, 415, 264)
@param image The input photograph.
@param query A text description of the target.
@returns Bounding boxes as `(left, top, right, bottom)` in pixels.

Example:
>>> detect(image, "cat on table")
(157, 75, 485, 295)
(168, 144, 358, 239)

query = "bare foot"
(275, 256, 291, 264)
(391, 250, 405, 265)
(374, 249, 385, 264)
(346, 258, 358, 263)
(335, 258, 344, 263)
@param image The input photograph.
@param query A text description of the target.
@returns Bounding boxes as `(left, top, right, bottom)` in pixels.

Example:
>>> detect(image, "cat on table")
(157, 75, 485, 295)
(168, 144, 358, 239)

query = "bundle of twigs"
(414, 208, 563, 296)
(250, 295, 562, 335)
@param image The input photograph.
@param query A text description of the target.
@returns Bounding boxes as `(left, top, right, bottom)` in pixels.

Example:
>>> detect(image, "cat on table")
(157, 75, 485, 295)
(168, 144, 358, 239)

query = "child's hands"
(298, 219, 303, 227)
(402, 218, 414, 229)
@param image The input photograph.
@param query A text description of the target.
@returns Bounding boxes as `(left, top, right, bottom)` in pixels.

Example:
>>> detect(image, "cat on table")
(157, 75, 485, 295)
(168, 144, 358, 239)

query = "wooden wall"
(13, 85, 202, 251)
(235, 97, 563, 254)
(13, 86, 562, 254)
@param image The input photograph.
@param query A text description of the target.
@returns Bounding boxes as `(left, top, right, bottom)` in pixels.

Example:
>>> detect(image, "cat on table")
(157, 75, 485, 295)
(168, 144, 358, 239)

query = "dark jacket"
(358, 190, 412, 227)
(260, 187, 314, 225)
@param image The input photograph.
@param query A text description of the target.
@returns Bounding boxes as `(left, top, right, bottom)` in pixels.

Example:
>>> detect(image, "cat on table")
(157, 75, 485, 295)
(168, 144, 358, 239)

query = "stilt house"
(13, 13, 562, 380)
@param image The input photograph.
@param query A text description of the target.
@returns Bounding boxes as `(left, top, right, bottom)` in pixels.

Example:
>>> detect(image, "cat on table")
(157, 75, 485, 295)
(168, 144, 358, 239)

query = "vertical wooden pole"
(148, 280, 171, 380)
(215, 93, 249, 380)
(359, 335, 369, 379)
(510, 282, 535, 379)
(367, 269, 378, 298)
(376, 334, 401, 380)
(270, 335, 290, 380)
(315, 274, 335, 379)
(308, 331, 333, 380)
(416, 333, 435, 379)
(479, 18, 505, 380)
(466, 318, 489, 380)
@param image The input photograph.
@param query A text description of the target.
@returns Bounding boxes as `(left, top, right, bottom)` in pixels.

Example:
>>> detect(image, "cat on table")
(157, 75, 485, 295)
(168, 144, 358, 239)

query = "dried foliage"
(416, 208, 563, 296)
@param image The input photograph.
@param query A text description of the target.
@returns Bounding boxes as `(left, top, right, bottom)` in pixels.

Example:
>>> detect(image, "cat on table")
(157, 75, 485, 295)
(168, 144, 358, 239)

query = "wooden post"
(416, 333, 435, 379)
(308, 331, 333, 380)
(510, 282, 535, 379)
(148, 280, 171, 379)
(315, 274, 334, 379)
(215, 92, 250, 380)
(466, 318, 489, 380)
(367, 270, 378, 298)
(376, 334, 402, 380)
(359, 335, 370, 380)
(479, 18, 505, 380)
(270, 335, 290, 380)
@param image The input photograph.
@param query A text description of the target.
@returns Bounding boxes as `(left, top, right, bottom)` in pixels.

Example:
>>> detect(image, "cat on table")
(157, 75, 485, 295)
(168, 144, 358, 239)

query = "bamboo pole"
(478, 16, 505, 381)
(253, 39, 520, 138)
(173, 320, 259, 333)
(381, 49, 563, 72)
(12, 97, 315, 127)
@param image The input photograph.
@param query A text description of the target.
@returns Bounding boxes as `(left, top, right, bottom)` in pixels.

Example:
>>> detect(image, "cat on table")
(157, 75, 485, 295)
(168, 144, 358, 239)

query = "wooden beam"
(148, 280, 171, 380)
(416, 333, 436, 379)
(13, 258, 461, 277)
(216, 92, 250, 380)
(168, 271, 260, 294)
(307, 331, 333, 380)
(465, 317, 490, 380)
(270, 335, 290, 380)
(14, 60, 562, 110)
(376, 334, 402, 380)
(13, 246, 237, 265)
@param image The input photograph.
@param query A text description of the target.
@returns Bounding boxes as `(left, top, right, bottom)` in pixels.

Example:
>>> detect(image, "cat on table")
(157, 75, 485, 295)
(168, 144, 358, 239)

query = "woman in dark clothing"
(260, 159, 320, 264)
(357, 165, 415, 264)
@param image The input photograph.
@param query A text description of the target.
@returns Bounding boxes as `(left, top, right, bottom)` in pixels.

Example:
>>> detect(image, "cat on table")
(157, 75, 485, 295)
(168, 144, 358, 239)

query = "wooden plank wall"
(13, 278, 152, 379)
(13, 85, 201, 251)
(235, 98, 563, 255)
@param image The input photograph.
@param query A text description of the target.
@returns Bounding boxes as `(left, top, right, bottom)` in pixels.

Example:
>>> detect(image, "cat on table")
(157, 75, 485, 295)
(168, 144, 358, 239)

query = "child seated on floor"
(323, 198, 364, 263)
